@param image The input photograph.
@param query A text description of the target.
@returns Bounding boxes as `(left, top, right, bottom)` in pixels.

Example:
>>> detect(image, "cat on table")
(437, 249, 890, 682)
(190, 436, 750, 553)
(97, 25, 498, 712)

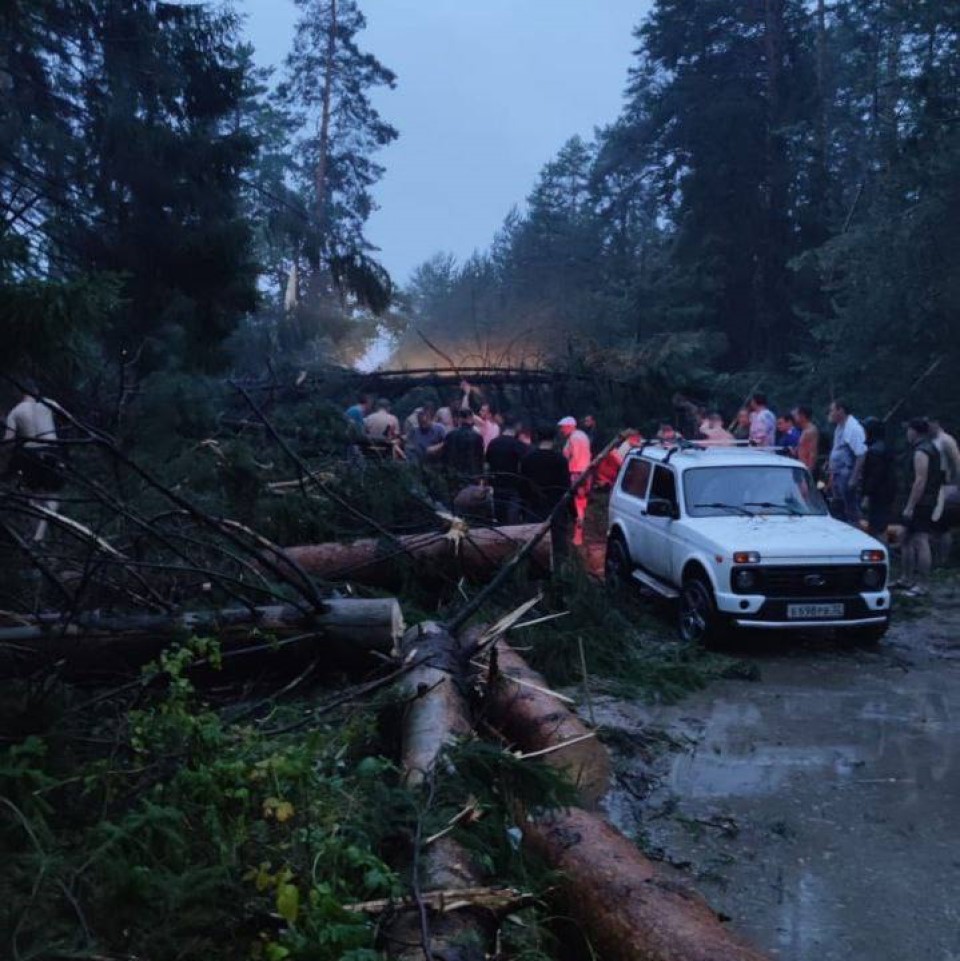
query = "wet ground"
(594, 585, 960, 961)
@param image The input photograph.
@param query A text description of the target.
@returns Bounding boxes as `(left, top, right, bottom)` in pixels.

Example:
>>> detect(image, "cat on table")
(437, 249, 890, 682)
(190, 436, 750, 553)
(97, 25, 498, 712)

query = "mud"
(596, 584, 960, 961)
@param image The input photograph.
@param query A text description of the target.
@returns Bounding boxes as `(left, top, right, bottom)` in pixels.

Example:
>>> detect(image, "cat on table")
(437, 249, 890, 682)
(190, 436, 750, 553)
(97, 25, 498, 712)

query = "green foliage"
(520, 559, 752, 701)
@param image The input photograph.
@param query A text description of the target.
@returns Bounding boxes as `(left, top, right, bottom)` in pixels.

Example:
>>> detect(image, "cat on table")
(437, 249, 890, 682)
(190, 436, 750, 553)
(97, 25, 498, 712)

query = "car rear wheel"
(679, 577, 721, 645)
(604, 533, 632, 595)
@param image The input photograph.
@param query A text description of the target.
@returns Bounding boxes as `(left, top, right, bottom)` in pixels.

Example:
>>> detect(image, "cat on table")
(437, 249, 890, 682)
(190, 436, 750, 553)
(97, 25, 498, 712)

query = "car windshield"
(684, 465, 828, 517)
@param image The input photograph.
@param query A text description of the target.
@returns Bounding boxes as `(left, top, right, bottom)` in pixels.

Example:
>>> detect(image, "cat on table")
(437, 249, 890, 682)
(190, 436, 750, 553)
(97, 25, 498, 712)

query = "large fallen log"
(0, 599, 404, 678)
(385, 622, 492, 961)
(486, 645, 769, 961)
(524, 807, 770, 961)
(484, 641, 610, 808)
(279, 523, 552, 588)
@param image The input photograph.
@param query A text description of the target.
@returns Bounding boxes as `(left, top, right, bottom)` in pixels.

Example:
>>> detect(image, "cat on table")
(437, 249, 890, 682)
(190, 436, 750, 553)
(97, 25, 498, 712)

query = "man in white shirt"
(474, 402, 500, 451)
(4, 379, 62, 540)
(827, 399, 867, 524)
(559, 416, 592, 546)
(363, 398, 400, 440)
(748, 392, 776, 447)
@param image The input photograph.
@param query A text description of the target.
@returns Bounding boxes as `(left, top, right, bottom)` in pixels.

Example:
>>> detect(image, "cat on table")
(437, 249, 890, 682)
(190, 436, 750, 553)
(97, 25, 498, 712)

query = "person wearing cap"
(826, 399, 867, 524)
(558, 416, 591, 546)
(895, 417, 942, 596)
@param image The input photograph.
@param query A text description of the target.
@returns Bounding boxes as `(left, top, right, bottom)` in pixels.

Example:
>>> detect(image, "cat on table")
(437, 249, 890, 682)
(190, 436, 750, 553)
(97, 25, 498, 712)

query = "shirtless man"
(4, 379, 62, 541)
(929, 417, 960, 564)
(793, 406, 820, 474)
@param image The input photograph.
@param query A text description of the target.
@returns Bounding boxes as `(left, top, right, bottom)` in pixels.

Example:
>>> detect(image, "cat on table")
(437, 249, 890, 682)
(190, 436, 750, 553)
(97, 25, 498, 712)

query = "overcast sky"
(241, 0, 649, 285)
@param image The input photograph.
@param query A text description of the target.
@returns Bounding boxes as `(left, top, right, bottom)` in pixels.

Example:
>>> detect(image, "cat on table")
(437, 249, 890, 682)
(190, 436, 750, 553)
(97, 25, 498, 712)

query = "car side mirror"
(647, 497, 678, 519)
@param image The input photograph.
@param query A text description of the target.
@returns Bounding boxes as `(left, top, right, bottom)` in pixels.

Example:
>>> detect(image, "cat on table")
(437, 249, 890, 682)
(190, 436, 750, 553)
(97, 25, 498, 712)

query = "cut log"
(385, 622, 492, 961)
(484, 644, 769, 961)
(484, 641, 610, 808)
(523, 806, 770, 961)
(0, 599, 403, 679)
(279, 523, 552, 588)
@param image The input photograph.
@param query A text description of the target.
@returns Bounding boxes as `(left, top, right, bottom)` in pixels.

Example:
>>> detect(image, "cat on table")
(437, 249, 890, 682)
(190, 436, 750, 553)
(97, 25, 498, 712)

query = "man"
(732, 408, 751, 442)
(442, 408, 485, 480)
(363, 398, 400, 440)
(827, 399, 867, 524)
(776, 413, 801, 453)
(344, 394, 371, 432)
(793, 405, 820, 474)
(896, 418, 942, 596)
(656, 422, 679, 443)
(520, 423, 571, 562)
(861, 417, 897, 538)
(748, 392, 776, 447)
(929, 417, 960, 564)
(474, 401, 500, 451)
(701, 412, 733, 445)
(558, 415, 592, 546)
(436, 382, 473, 431)
(485, 415, 529, 524)
(405, 405, 446, 464)
(4, 378, 62, 541)
(581, 414, 599, 454)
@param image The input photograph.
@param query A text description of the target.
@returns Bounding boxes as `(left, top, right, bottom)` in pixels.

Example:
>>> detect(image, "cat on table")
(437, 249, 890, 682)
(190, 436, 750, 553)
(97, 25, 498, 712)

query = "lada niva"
(605, 444, 891, 643)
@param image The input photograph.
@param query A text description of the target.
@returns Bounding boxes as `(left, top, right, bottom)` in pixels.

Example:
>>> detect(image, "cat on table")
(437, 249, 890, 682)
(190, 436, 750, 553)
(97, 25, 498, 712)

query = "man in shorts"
(558, 416, 592, 546)
(894, 418, 941, 596)
(4, 379, 63, 541)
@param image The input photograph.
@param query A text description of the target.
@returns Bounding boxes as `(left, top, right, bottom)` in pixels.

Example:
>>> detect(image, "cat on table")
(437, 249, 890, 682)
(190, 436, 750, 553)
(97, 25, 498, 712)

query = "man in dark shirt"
(520, 423, 571, 560)
(442, 408, 485, 480)
(485, 415, 529, 525)
(897, 417, 941, 596)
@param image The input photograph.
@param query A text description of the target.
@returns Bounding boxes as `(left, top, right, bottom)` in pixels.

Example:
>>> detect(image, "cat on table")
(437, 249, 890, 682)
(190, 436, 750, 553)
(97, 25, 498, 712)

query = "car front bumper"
(715, 590, 891, 629)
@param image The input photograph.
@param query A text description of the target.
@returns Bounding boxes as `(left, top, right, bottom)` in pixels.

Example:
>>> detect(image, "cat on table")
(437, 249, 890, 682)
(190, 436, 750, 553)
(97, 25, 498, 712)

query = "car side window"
(649, 465, 678, 508)
(620, 458, 652, 499)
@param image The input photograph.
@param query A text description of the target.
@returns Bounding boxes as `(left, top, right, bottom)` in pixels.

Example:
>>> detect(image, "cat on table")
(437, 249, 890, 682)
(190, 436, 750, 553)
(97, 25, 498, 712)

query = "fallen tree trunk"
(386, 622, 492, 961)
(485, 650, 769, 961)
(524, 806, 770, 961)
(484, 641, 610, 808)
(279, 523, 552, 588)
(0, 599, 404, 678)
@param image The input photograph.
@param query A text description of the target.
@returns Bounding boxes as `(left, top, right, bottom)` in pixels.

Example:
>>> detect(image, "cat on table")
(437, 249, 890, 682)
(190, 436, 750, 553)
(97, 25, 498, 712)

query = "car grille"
(733, 565, 885, 597)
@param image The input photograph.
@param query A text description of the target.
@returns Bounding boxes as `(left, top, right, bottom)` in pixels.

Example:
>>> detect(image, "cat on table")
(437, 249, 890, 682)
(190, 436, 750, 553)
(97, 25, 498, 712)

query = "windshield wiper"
(695, 502, 756, 517)
(744, 501, 803, 516)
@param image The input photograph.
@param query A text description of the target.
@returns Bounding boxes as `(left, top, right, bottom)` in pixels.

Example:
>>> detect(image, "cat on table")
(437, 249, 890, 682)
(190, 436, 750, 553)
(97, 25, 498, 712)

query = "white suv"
(605, 443, 891, 644)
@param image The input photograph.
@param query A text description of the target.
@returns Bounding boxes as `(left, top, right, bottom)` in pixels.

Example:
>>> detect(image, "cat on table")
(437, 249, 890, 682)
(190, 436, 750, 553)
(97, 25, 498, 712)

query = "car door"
(643, 464, 680, 580)
(615, 456, 652, 564)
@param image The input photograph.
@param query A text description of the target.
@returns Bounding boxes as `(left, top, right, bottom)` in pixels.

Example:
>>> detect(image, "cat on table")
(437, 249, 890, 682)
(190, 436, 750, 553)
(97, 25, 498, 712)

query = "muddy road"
(595, 584, 960, 961)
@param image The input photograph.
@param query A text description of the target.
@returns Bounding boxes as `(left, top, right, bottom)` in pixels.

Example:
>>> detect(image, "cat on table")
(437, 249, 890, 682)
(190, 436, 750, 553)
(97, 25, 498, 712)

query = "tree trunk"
(484, 641, 610, 807)
(314, 0, 337, 230)
(386, 622, 493, 960)
(280, 524, 552, 588)
(0, 598, 403, 678)
(524, 806, 770, 961)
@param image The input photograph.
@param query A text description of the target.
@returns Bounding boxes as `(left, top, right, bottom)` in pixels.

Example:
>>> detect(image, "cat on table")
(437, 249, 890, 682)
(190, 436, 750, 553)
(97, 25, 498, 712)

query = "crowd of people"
(346, 385, 960, 593)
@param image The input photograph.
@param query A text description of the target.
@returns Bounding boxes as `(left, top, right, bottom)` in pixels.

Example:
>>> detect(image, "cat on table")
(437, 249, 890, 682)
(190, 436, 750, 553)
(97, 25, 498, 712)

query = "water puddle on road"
(595, 611, 960, 961)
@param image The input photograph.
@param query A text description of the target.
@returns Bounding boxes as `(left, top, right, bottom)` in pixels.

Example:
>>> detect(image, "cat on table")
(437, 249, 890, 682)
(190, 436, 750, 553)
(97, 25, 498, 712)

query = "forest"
(1, 1, 958, 960)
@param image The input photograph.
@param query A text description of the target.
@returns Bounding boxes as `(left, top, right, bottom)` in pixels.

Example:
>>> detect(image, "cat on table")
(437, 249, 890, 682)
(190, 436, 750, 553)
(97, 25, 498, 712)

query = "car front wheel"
(604, 534, 632, 595)
(679, 577, 721, 645)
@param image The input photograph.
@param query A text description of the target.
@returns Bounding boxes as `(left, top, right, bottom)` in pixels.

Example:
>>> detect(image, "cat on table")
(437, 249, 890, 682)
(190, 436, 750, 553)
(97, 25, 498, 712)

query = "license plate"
(787, 603, 844, 620)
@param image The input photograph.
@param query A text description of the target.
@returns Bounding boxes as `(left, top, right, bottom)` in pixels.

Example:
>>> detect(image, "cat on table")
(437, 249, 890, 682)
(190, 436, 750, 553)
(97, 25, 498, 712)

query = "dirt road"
(595, 585, 960, 961)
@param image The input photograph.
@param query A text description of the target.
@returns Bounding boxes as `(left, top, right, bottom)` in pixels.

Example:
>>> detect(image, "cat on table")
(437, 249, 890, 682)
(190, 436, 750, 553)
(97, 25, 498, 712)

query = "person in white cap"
(558, 416, 592, 545)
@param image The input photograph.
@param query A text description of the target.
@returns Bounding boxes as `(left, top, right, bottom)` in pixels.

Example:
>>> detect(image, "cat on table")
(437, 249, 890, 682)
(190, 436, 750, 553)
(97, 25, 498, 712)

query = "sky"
(240, 0, 649, 286)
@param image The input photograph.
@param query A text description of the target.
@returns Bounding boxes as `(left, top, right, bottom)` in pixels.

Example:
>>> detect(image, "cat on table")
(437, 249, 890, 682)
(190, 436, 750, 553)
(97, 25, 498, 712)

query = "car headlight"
(734, 569, 758, 591)
(862, 566, 885, 590)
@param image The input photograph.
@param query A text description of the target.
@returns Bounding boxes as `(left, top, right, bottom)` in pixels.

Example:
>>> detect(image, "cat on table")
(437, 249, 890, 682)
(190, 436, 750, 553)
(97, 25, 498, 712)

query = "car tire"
(678, 576, 721, 645)
(604, 533, 632, 595)
(849, 618, 890, 646)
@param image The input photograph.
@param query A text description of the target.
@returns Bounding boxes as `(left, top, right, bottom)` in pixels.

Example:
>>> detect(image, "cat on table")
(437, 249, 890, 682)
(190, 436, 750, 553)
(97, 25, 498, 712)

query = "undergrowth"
(0, 637, 575, 961)
(515, 559, 757, 701)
